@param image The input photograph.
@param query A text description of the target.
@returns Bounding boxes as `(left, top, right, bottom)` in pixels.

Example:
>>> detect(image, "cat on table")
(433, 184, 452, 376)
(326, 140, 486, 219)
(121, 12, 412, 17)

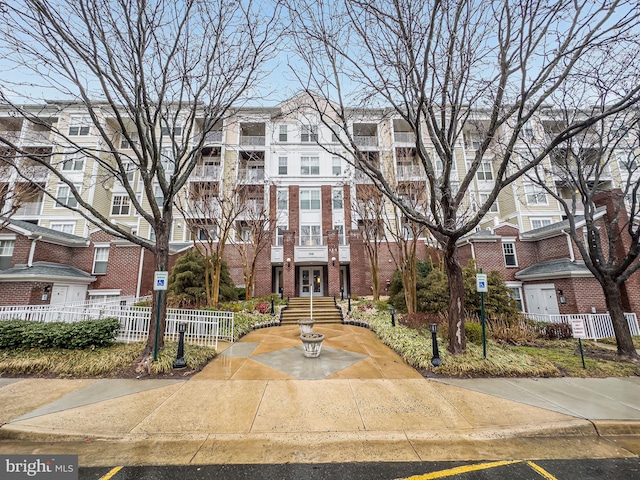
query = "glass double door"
(300, 267, 323, 297)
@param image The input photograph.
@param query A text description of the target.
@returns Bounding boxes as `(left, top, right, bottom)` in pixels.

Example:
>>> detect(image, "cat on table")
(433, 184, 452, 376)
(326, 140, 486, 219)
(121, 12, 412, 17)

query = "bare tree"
(352, 183, 386, 301)
(529, 110, 640, 359)
(231, 184, 274, 301)
(285, 0, 640, 353)
(0, 0, 279, 358)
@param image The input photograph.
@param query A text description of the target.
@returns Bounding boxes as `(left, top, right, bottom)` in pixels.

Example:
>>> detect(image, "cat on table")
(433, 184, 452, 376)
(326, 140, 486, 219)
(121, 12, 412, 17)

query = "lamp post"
(173, 323, 187, 369)
(430, 323, 442, 367)
(390, 306, 396, 327)
(270, 295, 275, 316)
(347, 294, 351, 314)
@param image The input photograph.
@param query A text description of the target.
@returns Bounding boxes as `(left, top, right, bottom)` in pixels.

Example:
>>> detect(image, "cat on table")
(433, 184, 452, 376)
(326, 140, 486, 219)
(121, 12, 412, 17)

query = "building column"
(348, 229, 366, 296)
(327, 229, 340, 298)
(283, 230, 296, 299)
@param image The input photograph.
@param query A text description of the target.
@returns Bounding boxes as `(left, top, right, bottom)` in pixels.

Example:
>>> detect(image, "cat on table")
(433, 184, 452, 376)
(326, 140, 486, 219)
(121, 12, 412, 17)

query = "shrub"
(0, 318, 121, 350)
(255, 301, 270, 314)
(544, 322, 573, 340)
(465, 321, 483, 345)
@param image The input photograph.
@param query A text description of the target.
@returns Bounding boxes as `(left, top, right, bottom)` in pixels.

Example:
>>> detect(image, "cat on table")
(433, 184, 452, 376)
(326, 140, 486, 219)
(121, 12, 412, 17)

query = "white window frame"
(502, 241, 518, 267)
(300, 156, 320, 175)
(54, 185, 79, 209)
(277, 188, 288, 211)
(120, 132, 139, 149)
(279, 125, 288, 142)
(278, 156, 288, 175)
(300, 189, 321, 210)
(524, 184, 548, 206)
(0, 239, 15, 270)
(92, 245, 110, 275)
(111, 195, 131, 216)
(62, 153, 84, 171)
(332, 157, 342, 175)
(300, 225, 322, 245)
(478, 193, 498, 213)
(276, 225, 287, 246)
(301, 125, 318, 142)
(161, 123, 182, 136)
(476, 161, 493, 181)
(507, 285, 524, 312)
(530, 218, 553, 230)
(334, 224, 345, 245)
(49, 222, 75, 234)
(122, 161, 136, 182)
(332, 188, 343, 209)
(68, 116, 91, 136)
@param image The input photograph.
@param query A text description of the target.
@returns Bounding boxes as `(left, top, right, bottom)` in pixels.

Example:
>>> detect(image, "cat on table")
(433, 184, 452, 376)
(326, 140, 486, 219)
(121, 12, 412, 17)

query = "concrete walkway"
(1, 325, 639, 466)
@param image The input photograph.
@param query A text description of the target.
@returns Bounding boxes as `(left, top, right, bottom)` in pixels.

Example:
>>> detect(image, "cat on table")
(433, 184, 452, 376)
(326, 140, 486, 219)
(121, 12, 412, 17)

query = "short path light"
(347, 294, 351, 314)
(270, 295, 275, 316)
(430, 323, 442, 367)
(390, 306, 396, 327)
(173, 323, 187, 369)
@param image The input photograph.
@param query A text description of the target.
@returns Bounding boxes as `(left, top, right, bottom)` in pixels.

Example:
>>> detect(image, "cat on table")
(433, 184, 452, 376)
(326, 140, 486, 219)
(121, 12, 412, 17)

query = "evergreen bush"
(0, 318, 121, 349)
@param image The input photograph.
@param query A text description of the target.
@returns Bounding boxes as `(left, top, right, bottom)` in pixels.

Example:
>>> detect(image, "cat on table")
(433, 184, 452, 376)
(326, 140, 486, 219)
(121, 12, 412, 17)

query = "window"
(476, 161, 493, 181)
(111, 195, 131, 216)
(279, 125, 288, 142)
(154, 185, 164, 206)
(0, 239, 15, 269)
(300, 189, 321, 210)
(300, 225, 322, 245)
(502, 242, 517, 267)
(301, 125, 317, 142)
(161, 124, 182, 136)
(617, 152, 638, 171)
(509, 287, 524, 311)
(197, 226, 217, 241)
(277, 189, 288, 211)
(50, 223, 75, 234)
(530, 218, 553, 230)
(120, 132, 139, 149)
(331, 132, 340, 143)
(334, 224, 345, 245)
(332, 188, 343, 209)
(520, 121, 535, 140)
(122, 162, 136, 182)
(160, 147, 175, 174)
(55, 185, 78, 208)
(93, 246, 110, 274)
(149, 228, 156, 242)
(62, 154, 84, 171)
(300, 156, 320, 175)
(332, 157, 342, 175)
(479, 193, 498, 213)
(276, 225, 286, 246)
(278, 157, 288, 175)
(68, 116, 90, 136)
(524, 184, 548, 206)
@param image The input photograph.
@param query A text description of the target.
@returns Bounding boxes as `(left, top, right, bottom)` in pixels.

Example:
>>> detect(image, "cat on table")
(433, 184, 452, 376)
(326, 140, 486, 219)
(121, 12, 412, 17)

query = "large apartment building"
(0, 95, 638, 316)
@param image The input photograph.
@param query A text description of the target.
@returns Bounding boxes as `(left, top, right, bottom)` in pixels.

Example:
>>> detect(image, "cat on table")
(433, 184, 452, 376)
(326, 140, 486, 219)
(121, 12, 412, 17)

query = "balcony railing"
(191, 164, 221, 180)
(354, 135, 378, 147)
(240, 135, 265, 146)
(354, 170, 374, 184)
(394, 132, 416, 143)
(14, 201, 43, 216)
(204, 131, 223, 144)
(299, 235, 326, 246)
(397, 165, 426, 180)
(0, 131, 20, 143)
(21, 130, 51, 145)
(237, 168, 265, 183)
(185, 199, 221, 217)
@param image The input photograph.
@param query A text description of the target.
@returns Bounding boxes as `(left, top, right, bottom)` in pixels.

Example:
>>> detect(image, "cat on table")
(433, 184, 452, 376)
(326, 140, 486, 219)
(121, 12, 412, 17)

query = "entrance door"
(50, 285, 68, 305)
(541, 288, 560, 315)
(300, 268, 323, 297)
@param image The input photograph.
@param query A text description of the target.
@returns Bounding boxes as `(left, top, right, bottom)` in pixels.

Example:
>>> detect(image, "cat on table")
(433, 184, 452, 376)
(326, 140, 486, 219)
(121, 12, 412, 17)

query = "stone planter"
(300, 332, 325, 358)
(297, 317, 315, 335)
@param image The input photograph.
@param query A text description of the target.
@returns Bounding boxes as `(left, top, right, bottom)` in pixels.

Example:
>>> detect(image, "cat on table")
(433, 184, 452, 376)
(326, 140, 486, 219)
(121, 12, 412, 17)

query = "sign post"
(153, 270, 169, 361)
(476, 271, 488, 359)
(570, 317, 587, 369)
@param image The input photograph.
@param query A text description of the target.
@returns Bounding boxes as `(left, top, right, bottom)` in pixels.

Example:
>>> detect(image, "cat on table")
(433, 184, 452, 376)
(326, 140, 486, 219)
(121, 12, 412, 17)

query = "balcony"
(191, 164, 221, 180)
(237, 168, 265, 184)
(0, 130, 20, 144)
(240, 135, 265, 146)
(203, 130, 223, 144)
(14, 201, 43, 216)
(354, 170, 374, 184)
(354, 135, 378, 147)
(184, 199, 221, 218)
(397, 165, 426, 180)
(394, 131, 416, 144)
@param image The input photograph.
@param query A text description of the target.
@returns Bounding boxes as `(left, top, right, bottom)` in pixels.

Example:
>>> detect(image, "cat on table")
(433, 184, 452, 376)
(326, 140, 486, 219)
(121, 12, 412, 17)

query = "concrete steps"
(280, 297, 343, 324)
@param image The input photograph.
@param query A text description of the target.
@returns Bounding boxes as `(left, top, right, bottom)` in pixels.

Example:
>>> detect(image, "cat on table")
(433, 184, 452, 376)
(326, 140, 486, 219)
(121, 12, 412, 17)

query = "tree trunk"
(401, 261, 417, 314)
(602, 277, 638, 359)
(371, 255, 380, 301)
(445, 242, 466, 354)
(212, 256, 222, 304)
(143, 224, 171, 357)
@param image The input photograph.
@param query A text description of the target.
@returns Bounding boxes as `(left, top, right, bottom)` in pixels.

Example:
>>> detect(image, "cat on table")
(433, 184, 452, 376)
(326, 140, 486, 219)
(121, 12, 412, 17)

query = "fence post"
(588, 314, 597, 341)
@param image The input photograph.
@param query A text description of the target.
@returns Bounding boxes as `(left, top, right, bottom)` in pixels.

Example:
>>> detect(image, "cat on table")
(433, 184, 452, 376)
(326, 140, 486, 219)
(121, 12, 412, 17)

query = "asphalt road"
(80, 459, 640, 480)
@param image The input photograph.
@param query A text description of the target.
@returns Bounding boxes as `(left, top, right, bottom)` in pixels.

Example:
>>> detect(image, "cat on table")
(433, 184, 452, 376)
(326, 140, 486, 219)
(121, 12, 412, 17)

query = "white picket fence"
(523, 312, 640, 340)
(0, 299, 234, 349)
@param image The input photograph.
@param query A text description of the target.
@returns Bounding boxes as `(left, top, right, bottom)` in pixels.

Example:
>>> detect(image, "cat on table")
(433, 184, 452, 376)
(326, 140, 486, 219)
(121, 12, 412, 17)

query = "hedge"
(0, 318, 121, 350)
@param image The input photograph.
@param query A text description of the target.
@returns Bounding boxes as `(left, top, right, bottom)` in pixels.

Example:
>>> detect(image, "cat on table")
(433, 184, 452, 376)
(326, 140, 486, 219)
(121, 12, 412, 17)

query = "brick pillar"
(343, 185, 352, 230)
(327, 229, 340, 298)
(321, 185, 332, 233)
(348, 229, 366, 296)
(283, 230, 296, 298)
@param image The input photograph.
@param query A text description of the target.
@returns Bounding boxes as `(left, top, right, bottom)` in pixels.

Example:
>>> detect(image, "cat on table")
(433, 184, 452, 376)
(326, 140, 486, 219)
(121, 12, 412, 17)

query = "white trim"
(0, 234, 16, 240)
(87, 289, 122, 296)
(0, 274, 95, 283)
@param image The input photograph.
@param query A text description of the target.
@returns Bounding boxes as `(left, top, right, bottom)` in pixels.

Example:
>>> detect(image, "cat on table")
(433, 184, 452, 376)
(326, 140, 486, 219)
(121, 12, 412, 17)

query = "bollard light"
(340, 287, 344, 301)
(173, 323, 187, 369)
(347, 294, 351, 314)
(270, 295, 275, 316)
(390, 306, 396, 327)
(430, 323, 442, 367)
